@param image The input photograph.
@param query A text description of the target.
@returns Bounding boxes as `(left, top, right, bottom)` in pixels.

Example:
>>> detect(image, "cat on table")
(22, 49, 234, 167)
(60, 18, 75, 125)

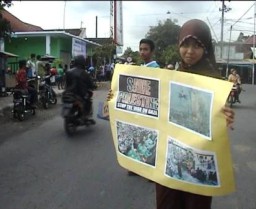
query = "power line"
(231, 2, 255, 27)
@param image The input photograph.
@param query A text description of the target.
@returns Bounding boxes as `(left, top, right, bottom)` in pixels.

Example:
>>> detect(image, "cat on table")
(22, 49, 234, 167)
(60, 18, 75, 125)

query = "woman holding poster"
(155, 19, 235, 209)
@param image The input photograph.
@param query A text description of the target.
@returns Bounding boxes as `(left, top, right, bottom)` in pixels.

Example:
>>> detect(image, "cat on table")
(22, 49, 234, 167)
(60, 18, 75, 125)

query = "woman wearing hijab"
(155, 19, 235, 209)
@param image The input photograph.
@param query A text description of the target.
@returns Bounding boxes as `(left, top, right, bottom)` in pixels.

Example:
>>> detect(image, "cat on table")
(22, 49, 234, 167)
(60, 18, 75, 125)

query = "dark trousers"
(75, 95, 92, 118)
(28, 86, 37, 104)
(156, 183, 212, 209)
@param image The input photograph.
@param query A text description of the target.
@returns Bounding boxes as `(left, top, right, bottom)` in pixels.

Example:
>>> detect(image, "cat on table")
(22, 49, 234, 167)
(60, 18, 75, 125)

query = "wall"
(5, 37, 45, 60)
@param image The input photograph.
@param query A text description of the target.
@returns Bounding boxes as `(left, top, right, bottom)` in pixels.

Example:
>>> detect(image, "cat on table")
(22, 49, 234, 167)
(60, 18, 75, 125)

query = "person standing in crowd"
(139, 38, 160, 68)
(106, 38, 160, 177)
(62, 64, 68, 88)
(228, 68, 242, 103)
(155, 19, 235, 209)
(127, 38, 159, 177)
(56, 63, 64, 90)
(105, 63, 113, 81)
(36, 55, 45, 78)
(26, 53, 36, 78)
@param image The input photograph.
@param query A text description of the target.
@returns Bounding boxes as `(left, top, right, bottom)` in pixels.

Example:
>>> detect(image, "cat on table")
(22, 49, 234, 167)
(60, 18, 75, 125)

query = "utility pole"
(252, 2, 256, 85)
(219, 0, 231, 59)
(63, 1, 67, 29)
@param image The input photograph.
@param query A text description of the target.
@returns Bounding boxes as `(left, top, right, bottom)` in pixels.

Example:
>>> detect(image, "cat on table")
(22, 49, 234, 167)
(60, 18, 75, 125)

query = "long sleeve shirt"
(15, 69, 28, 89)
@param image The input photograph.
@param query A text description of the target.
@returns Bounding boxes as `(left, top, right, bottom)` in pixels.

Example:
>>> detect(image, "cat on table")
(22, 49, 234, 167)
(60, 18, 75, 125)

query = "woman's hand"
(221, 106, 235, 130)
(106, 89, 114, 101)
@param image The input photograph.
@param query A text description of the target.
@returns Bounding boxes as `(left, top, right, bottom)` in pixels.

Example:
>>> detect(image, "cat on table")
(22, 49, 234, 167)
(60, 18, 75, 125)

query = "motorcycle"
(12, 88, 36, 121)
(61, 91, 96, 136)
(38, 75, 57, 109)
(227, 84, 240, 107)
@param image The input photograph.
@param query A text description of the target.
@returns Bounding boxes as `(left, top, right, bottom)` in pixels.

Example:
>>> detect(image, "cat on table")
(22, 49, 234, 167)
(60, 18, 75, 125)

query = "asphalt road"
(0, 87, 155, 209)
(0, 84, 255, 209)
(212, 84, 256, 209)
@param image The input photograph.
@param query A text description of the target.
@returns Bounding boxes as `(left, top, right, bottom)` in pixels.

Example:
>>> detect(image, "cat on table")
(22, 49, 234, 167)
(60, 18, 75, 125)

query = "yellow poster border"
(108, 64, 235, 196)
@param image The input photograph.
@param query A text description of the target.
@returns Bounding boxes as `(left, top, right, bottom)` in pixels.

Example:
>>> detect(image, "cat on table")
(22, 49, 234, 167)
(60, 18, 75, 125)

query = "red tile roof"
(1, 9, 43, 32)
(244, 35, 256, 45)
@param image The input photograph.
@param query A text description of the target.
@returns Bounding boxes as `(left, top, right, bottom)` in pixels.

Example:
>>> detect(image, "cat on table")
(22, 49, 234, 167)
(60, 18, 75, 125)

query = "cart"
(0, 51, 18, 96)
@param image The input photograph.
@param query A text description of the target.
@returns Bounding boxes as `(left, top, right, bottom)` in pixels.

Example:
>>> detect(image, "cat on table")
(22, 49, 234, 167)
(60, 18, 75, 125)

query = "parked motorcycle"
(61, 91, 95, 136)
(12, 88, 36, 121)
(38, 75, 57, 109)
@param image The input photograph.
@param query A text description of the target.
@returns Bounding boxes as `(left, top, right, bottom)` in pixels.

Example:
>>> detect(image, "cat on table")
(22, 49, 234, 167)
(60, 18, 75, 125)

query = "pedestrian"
(36, 55, 45, 78)
(105, 63, 112, 81)
(56, 63, 64, 89)
(127, 38, 159, 176)
(106, 38, 160, 177)
(155, 19, 235, 209)
(62, 64, 68, 88)
(139, 38, 160, 68)
(26, 53, 36, 78)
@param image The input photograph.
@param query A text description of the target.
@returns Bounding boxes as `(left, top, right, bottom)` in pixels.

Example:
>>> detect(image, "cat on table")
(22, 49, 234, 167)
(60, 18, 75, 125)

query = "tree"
(122, 47, 141, 65)
(0, 0, 12, 40)
(145, 18, 181, 67)
(161, 45, 180, 66)
(93, 43, 116, 69)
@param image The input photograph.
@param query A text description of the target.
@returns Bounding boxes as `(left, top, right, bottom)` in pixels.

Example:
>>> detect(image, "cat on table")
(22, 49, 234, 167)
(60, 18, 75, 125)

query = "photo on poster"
(169, 81, 213, 139)
(116, 74, 160, 118)
(165, 137, 220, 187)
(116, 120, 159, 167)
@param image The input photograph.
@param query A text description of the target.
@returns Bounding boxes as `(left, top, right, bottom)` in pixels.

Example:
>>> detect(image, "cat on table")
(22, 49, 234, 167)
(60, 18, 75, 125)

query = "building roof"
(0, 51, 18, 58)
(43, 28, 82, 36)
(2, 9, 101, 47)
(12, 31, 102, 47)
(87, 38, 114, 45)
(244, 35, 256, 45)
(1, 9, 43, 32)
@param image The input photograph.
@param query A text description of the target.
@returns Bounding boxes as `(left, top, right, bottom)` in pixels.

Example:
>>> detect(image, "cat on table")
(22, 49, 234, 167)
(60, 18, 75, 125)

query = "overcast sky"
(5, 1, 256, 52)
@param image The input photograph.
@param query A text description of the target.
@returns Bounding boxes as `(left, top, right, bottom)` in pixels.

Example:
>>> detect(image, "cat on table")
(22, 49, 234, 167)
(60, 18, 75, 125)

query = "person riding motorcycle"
(64, 55, 95, 121)
(42, 63, 57, 97)
(228, 68, 241, 103)
(15, 60, 38, 107)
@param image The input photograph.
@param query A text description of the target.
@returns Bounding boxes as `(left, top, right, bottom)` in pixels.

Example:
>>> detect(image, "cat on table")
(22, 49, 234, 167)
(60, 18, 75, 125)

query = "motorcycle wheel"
(64, 118, 76, 136)
(51, 97, 57, 105)
(43, 101, 49, 109)
(18, 112, 25, 121)
(228, 95, 234, 107)
(13, 110, 18, 119)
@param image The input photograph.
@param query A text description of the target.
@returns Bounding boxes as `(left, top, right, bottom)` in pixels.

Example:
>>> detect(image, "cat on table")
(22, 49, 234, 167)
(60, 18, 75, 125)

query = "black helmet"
(73, 55, 86, 68)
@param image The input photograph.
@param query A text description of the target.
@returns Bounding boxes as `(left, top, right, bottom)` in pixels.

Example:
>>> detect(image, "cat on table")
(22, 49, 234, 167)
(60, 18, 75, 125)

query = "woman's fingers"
(221, 106, 235, 130)
(106, 89, 114, 101)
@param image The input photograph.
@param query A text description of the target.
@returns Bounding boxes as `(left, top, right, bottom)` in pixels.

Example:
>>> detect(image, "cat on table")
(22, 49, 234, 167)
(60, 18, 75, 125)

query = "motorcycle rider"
(15, 59, 38, 107)
(43, 63, 57, 98)
(228, 68, 241, 103)
(64, 54, 95, 122)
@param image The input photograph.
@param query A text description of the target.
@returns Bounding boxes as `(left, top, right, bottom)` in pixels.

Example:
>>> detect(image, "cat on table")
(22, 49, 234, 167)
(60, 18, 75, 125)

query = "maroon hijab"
(178, 19, 218, 77)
